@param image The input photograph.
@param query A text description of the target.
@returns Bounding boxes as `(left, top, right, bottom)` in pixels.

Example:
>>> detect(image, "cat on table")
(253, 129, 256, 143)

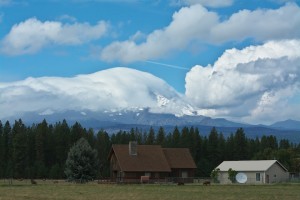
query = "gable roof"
(109, 144, 196, 172)
(110, 144, 171, 172)
(216, 160, 288, 172)
(163, 148, 197, 169)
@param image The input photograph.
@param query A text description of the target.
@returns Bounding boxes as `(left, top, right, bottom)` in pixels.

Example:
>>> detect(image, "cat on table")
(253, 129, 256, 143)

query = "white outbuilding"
(215, 160, 289, 184)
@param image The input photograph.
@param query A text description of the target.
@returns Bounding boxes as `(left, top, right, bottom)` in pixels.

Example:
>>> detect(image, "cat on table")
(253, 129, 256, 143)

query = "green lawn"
(0, 180, 300, 200)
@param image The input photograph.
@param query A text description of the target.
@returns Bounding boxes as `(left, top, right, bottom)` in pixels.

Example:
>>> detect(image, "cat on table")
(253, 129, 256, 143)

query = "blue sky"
(0, 0, 187, 91)
(1, 0, 300, 124)
(0, 0, 294, 92)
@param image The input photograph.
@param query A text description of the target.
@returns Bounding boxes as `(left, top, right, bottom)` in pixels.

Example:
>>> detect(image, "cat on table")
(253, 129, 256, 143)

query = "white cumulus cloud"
(170, 0, 233, 7)
(0, 18, 109, 55)
(100, 3, 300, 63)
(211, 3, 300, 43)
(185, 39, 300, 124)
(0, 0, 11, 6)
(0, 13, 3, 23)
(100, 4, 218, 62)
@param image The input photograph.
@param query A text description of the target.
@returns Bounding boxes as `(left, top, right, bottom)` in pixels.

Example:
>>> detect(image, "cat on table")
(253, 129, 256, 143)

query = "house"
(215, 160, 289, 184)
(108, 142, 196, 183)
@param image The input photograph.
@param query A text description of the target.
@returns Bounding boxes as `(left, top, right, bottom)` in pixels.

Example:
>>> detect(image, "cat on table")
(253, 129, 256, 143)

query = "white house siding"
(244, 171, 264, 184)
(215, 160, 289, 184)
(265, 163, 289, 183)
(218, 172, 230, 184)
(218, 171, 265, 184)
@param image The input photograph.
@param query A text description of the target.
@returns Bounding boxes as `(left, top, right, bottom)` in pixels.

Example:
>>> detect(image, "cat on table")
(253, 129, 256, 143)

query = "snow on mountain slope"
(0, 67, 196, 120)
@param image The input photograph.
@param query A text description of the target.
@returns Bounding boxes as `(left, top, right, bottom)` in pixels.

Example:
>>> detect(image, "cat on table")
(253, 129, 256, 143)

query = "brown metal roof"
(109, 144, 196, 172)
(110, 144, 171, 172)
(163, 148, 197, 169)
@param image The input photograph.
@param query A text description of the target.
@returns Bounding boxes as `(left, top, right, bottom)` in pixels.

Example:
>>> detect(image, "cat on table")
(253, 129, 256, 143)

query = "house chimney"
(129, 141, 137, 156)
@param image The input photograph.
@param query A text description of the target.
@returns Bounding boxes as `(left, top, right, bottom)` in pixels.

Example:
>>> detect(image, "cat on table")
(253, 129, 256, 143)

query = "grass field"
(1, 180, 300, 200)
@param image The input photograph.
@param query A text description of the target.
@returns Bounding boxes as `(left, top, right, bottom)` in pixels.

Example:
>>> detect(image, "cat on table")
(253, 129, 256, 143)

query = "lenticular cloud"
(0, 67, 193, 120)
(185, 39, 300, 124)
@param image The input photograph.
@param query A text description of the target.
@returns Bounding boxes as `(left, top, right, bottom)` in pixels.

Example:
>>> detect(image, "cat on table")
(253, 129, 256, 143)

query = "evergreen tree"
(129, 128, 136, 141)
(276, 148, 293, 170)
(53, 120, 71, 168)
(0, 121, 4, 178)
(247, 137, 260, 159)
(233, 128, 248, 160)
(180, 127, 190, 148)
(96, 130, 111, 177)
(225, 133, 235, 160)
(165, 132, 173, 147)
(134, 128, 143, 144)
(70, 122, 85, 145)
(196, 134, 209, 176)
(156, 126, 165, 146)
(189, 127, 200, 157)
(145, 127, 155, 145)
(172, 126, 180, 147)
(192, 127, 202, 162)
(260, 135, 278, 150)
(85, 128, 96, 148)
(279, 139, 291, 149)
(45, 124, 55, 172)
(1, 117, 300, 179)
(218, 133, 226, 162)
(12, 119, 28, 178)
(26, 125, 36, 178)
(3, 121, 12, 178)
(207, 127, 221, 168)
(49, 163, 61, 179)
(34, 119, 49, 178)
(65, 138, 98, 183)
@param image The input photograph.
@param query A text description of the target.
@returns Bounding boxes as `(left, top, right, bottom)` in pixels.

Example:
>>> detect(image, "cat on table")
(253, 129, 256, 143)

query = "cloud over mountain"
(0, 67, 194, 120)
(100, 3, 300, 63)
(1, 39, 300, 124)
(185, 39, 300, 124)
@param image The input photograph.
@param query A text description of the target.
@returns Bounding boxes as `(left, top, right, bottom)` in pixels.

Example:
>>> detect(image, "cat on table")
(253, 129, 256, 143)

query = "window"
(256, 173, 260, 181)
(182, 171, 188, 178)
(145, 172, 151, 177)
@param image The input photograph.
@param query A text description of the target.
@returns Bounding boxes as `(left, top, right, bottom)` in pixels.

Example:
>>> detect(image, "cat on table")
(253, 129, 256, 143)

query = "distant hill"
(270, 119, 300, 131)
(13, 109, 300, 143)
(96, 123, 300, 143)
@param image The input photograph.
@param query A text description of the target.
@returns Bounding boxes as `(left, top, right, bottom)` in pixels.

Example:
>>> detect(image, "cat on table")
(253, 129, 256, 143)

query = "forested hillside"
(0, 119, 299, 179)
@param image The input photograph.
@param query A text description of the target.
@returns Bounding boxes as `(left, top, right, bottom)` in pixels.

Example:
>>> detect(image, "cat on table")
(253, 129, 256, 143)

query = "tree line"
(0, 119, 300, 179)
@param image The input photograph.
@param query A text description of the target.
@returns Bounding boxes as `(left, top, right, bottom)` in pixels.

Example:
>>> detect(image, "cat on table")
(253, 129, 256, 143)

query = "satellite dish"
(236, 172, 247, 183)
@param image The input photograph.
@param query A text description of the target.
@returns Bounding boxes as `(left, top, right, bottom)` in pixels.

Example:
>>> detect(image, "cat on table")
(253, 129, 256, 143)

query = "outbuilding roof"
(216, 160, 288, 172)
(109, 144, 196, 172)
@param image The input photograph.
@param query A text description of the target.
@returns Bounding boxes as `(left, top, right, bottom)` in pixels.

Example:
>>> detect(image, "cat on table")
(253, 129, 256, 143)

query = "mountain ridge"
(270, 119, 300, 131)
(7, 108, 299, 142)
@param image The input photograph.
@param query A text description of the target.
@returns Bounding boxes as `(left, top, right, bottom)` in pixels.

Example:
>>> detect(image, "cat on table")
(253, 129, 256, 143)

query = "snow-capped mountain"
(1, 67, 299, 141)
(0, 67, 197, 121)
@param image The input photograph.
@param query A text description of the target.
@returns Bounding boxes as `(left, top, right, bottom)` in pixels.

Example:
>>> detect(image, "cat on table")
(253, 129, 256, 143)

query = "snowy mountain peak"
(156, 94, 170, 107)
(0, 67, 198, 120)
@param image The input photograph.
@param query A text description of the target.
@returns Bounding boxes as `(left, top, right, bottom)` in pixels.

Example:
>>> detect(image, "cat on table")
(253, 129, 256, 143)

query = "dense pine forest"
(0, 119, 300, 179)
